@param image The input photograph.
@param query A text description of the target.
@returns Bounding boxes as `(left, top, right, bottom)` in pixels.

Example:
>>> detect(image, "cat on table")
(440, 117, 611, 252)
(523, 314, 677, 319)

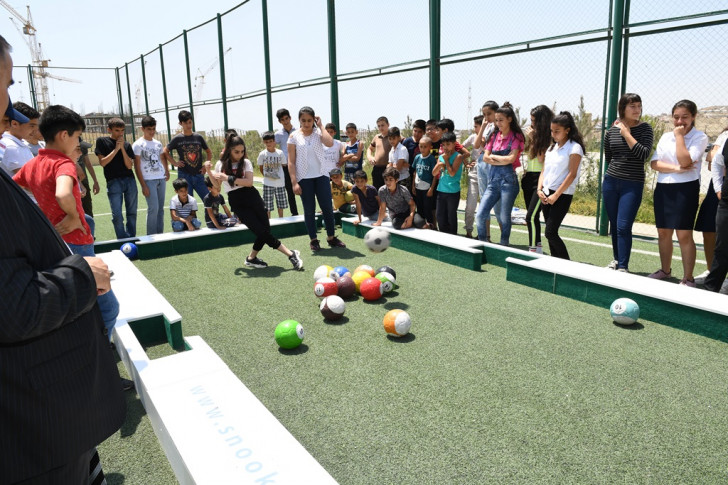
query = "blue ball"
(332, 266, 351, 279)
(610, 298, 639, 325)
(121, 242, 138, 259)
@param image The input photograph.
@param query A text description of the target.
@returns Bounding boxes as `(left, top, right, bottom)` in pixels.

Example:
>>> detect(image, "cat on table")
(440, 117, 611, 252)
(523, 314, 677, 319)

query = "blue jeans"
(476, 160, 502, 232)
(602, 174, 643, 270)
(144, 178, 166, 235)
(178, 172, 209, 201)
(107, 176, 138, 239)
(172, 218, 202, 232)
(299, 176, 335, 240)
(84, 214, 95, 238)
(66, 243, 120, 340)
(476, 165, 519, 245)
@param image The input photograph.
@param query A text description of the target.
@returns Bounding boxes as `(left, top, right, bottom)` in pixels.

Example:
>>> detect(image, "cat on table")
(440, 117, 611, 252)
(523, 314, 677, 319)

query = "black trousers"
(522, 171, 541, 246)
(705, 193, 728, 292)
(228, 188, 282, 252)
(283, 165, 298, 215)
(372, 165, 386, 190)
(16, 449, 94, 485)
(436, 191, 460, 235)
(540, 193, 573, 260)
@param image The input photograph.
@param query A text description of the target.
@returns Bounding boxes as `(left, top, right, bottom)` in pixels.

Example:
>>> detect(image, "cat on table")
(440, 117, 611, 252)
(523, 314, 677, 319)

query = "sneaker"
(244, 256, 268, 268)
(121, 378, 135, 392)
(327, 236, 346, 248)
(289, 250, 303, 271)
(617, 268, 629, 273)
(310, 239, 321, 252)
(693, 269, 711, 285)
(528, 246, 538, 253)
(648, 268, 671, 280)
(606, 260, 618, 270)
(536, 243, 543, 254)
(679, 277, 696, 288)
(720, 280, 728, 295)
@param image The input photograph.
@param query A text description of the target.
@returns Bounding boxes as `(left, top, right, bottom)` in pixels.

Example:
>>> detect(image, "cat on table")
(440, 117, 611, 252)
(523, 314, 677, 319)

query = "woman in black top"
(602, 93, 654, 272)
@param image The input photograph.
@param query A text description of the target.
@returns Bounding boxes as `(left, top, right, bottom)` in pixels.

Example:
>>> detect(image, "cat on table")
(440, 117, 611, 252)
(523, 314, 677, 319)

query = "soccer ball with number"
(609, 298, 640, 325)
(364, 228, 391, 253)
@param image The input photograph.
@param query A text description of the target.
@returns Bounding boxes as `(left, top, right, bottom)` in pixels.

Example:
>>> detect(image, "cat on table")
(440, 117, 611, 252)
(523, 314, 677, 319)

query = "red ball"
(336, 275, 357, 299)
(314, 277, 338, 298)
(360, 277, 383, 301)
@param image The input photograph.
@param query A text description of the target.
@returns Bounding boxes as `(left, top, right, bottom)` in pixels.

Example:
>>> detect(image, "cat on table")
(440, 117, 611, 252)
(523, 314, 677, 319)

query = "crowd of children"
(4, 93, 728, 292)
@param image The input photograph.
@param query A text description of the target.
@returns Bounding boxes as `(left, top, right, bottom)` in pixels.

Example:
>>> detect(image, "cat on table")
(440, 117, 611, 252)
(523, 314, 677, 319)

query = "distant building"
(83, 112, 144, 135)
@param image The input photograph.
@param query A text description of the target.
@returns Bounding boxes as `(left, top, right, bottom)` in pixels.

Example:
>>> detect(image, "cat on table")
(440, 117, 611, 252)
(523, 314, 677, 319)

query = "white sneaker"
(693, 269, 710, 285)
(720, 279, 728, 295)
(606, 260, 618, 270)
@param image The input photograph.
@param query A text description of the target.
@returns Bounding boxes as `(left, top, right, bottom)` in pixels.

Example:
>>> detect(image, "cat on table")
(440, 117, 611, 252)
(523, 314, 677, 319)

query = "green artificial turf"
(97, 233, 728, 484)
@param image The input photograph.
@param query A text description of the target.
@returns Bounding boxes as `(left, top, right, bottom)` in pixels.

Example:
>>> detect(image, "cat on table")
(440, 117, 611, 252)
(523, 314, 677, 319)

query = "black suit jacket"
(0, 169, 126, 483)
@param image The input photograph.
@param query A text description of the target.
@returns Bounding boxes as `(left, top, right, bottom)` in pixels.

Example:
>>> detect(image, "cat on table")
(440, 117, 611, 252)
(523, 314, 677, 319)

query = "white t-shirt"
(257, 148, 286, 188)
(1, 133, 34, 176)
(132, 137, 165, 180)
(541, 139, 584, 195)
(711, 131, 728, 193)
(388, 142, 410, 181)
(651, 128, 709, 184)
(214, 158, 254, 193)
(324, 139, 342, 174)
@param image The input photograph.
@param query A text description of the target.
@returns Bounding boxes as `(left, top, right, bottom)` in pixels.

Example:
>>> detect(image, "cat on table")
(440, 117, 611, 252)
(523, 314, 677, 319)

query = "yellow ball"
(351, 270, 371, 292)
(344, 191, 355, 203)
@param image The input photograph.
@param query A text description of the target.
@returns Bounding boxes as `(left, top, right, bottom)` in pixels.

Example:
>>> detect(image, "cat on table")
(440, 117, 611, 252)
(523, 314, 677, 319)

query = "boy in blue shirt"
(412, 136, 438, 229)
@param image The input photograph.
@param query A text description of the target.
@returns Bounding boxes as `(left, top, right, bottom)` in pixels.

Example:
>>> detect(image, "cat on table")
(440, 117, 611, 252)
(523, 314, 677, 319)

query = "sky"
(2, 0, 727, 135)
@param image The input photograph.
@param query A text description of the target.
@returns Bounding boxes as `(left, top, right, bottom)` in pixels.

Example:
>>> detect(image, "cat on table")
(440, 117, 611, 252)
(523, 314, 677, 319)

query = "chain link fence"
(9, 1, 728, 232)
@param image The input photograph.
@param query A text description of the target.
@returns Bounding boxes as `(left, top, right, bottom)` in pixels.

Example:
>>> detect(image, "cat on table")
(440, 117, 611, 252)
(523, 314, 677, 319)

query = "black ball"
(376, 266, 396, 279)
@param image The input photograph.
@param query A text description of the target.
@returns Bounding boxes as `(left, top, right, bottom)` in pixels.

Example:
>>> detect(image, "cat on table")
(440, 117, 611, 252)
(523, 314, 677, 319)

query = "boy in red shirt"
(14, 105, 120, 339)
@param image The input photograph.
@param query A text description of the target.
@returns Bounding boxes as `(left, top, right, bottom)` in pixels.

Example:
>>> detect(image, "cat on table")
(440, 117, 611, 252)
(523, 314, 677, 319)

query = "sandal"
(648, 268, 671, 280)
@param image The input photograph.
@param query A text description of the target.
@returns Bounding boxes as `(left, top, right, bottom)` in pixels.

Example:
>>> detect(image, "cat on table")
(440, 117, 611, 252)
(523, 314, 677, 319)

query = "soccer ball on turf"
(275, 320, 304, 349)
(320, 295, 346, 321)
(383, 309, 411, 337)
(314, 277, 338, 298)
(610, 298, 640, 325)
(364, 228, 391, 253)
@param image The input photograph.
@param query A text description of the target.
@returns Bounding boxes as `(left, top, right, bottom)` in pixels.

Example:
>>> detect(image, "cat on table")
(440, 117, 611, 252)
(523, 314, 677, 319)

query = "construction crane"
(1, 1, 80, 111)
(194, 47, 231, 101)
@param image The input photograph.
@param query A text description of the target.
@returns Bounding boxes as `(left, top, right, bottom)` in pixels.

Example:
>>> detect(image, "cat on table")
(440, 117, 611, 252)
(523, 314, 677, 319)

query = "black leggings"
(228, 187, 282, 252)
(537, 192, 573, 260)
(522, 171, 542, 246)
(706, 189, 728, 292)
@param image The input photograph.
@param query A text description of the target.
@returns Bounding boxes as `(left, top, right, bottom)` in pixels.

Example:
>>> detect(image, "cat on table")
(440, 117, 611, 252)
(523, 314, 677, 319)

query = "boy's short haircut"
(261, 130, 275, 141)
(425, 119, 437, 129)
(276, 108, 290, 121)
(39, 105, 86, 142)
(419, 136, 432, 146)
(382, 166, 399, 180)
(353, 170, 367, 180)
(107, 117, 125, 129)
(172, 178, 189, 191)
(413, 119, 426, 131)
(436, 118, 455, 132)
(141, 115, 157, 128)
(204, 176, 213, 188)
(376, 116, 389, 125)
(474, 115, 484, 125)
(387, 127, 401, 138)
(13, 101, 39, 121)
(345, 122, 357, 131)
(178, 110, 193, 123)
(441, 132, 457, 143)
(325, 122, 336, 132)
(329, 167, 342, 176)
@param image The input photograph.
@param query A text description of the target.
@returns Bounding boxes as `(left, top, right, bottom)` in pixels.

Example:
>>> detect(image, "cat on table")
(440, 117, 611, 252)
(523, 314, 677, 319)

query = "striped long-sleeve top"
(604, 122, 654, 182)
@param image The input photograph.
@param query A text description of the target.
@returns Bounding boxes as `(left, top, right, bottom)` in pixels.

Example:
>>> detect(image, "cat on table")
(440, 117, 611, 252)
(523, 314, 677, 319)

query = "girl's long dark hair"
(487, 101, 524, 145)
(549, 111, 585, 153)
(528, 105, 554, 159)
(220, 132, 247, 179)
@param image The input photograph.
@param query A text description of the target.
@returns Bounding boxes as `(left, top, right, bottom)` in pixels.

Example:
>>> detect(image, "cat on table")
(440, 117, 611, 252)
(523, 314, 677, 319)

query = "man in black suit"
(0, 35, 126, 484)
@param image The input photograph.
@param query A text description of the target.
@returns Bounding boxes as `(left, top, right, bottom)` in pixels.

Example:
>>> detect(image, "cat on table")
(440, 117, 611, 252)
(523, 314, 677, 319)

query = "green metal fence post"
(217, 14, 229, 132)
(26, 65, 37, 110)
(159, 44, 172, 144)
(115, 67, 124, 120)
(598, 0, 626, 236)
(124, 63, 136, 141)
(596, 0, 614, 234)
(327, 0, 340, 136)
(429, 0, 441, 121)
(183, 29, 195, 132)
(140, 53, 150, 116)
(620, 0, 631, 95)
(261, 0, 273, 131)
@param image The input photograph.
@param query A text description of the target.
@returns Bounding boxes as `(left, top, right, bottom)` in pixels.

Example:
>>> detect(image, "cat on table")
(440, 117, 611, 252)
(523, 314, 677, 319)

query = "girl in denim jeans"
(475, 102, 525, 245)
